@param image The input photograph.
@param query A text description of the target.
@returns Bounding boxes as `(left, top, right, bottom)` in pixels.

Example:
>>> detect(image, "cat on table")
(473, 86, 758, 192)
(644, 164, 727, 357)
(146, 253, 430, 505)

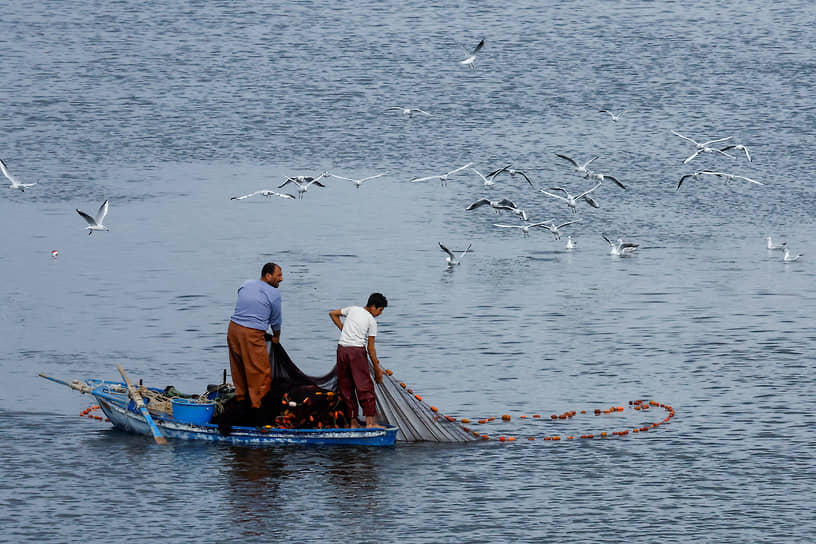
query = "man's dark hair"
(261, 262, 279, 277)
(367, 292, 388, 308)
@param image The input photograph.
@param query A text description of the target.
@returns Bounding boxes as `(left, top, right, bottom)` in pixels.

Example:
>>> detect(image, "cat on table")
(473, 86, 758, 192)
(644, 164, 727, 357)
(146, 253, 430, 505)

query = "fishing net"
(268, 343, 476, 442)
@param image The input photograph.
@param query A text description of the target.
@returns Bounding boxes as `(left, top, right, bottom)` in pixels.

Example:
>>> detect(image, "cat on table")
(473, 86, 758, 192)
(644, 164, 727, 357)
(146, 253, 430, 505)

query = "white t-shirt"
(337, 306, 377, 347)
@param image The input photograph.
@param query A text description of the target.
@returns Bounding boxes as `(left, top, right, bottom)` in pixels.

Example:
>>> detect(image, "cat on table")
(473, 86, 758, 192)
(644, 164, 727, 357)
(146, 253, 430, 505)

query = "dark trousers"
(336, 345, 376, 418)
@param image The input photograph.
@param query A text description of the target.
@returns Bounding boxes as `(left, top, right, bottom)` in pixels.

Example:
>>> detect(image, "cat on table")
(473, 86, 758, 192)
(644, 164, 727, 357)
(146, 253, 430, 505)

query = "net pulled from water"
(263, 343, 476, 442)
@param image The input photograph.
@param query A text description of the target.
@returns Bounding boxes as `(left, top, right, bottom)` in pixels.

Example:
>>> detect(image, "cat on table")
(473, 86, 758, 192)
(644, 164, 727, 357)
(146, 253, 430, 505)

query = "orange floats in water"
(501, 414, 511, 421)
(461, 418, 470, 424)
(414, 394, 422, 401)
(430, 406, 438, 412)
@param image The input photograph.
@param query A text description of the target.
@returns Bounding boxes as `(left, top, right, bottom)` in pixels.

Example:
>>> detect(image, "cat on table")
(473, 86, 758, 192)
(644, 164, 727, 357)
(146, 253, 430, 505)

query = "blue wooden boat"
(42, 375, 398, 447)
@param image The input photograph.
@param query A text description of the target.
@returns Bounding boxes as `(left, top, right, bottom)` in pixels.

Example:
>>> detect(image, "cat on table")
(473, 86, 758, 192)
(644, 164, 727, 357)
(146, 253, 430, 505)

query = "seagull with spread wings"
(601, 233, 639, 256)
(719, 143, 752, 162)
(540, 219, 581, 240)
(459, 39, 484, 69)
(385, 107, 431, 118)
(76, 200, 110, 235)
(493, 220, 553, 237)
(539, 182, 602, 213)
(439, 242, 472, 268)
(672, 130, 733, 163)
(599, 109, 625, 122)
(555, 153, 599, 176)
(231, 190, 296, 200)
(278, 171, 329, 199)
(0, 159, 37, 192)
(411, 163, 473, 187)
(331, 172, 389, 189)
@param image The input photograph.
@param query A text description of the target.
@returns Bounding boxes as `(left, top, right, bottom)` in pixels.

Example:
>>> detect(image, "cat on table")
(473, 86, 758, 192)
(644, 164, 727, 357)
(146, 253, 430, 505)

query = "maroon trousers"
(336, 345, 376, 418)
(227, 321, 271, 409)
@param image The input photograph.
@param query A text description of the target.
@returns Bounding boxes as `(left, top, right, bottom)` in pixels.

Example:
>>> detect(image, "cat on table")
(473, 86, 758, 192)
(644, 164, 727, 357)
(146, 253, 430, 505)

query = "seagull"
(540, 219, 581, 240)
(701, 171, 764, 187)
(0, 159, 37, 191)
(459, 39, 484, 69)
(767, 236, 786, 250)
(783, 248, 803, 262)
(230, 190, 296, 200)
(565, 235, 576, 249)
(539, 182, 602, 213)
(278, 172, 329, 198)
(385, 107, 431, 118)
(485, 164, 534, 187)
(466, 197, 528, 220)
(331, 172, 389, 189)
(76, 200, 110, 235)
(584, 170, 626, 190)
(601, 233, 639, 256)
(719, 144, 752, 162)
(493, 220, 552, 237)
(466, 197, 521, 215)
(672, 131, 733, 163)
(471, 167, 500, 188)
(599, 109, 625, 122)
(411, 163, 473, 187)
(439, 242, 472, 267)
(555, 153, 599, 176)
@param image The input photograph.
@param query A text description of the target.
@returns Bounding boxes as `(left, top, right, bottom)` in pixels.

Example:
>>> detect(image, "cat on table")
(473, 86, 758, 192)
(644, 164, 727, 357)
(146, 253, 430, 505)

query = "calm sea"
(1, 1, 814, 542)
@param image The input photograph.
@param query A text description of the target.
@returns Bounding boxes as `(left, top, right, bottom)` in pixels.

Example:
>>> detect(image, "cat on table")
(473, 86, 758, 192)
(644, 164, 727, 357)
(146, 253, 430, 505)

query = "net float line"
(79, 405, 109, 422)
(390, 372, 675, 442)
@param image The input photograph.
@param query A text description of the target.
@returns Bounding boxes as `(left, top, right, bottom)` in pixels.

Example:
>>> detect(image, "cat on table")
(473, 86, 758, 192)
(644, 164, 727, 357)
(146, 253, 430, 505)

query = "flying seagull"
(411, 163, 473, 187)
(466, 197, 527, 220)
(439, 242, 472, 267)
(720, 144, 752, 162)
(331, 172, 389, 189)
(539, 182, 602, 213)
(555, 154, 599, 176)
(584, 170, 626, 190)
(230, 190, 296, 200)
(385, 107, 431, 118)
(485, 164, 534, 187)
(76, 200, 110, 235)
(601, 233, 639, 256)
(540, 219, 581, 240)
(672, 130, 733, 163)
(471, 167, 500, 188)
(599, 109, 625, 122)
(459, 39, 484, 69)
(278, 172, 329, 198)
(493, 220, 552, 237)
(0, 159, 36, 191)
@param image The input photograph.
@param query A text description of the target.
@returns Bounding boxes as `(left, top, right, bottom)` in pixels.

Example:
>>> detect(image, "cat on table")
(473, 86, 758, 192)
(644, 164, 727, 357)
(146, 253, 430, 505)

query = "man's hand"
(373, 365, 383, 384)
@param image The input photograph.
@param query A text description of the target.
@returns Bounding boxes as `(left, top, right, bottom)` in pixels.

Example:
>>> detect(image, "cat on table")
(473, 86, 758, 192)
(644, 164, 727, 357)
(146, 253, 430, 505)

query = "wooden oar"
(116, 363, 168, 445)
(38, 373, 94, 394)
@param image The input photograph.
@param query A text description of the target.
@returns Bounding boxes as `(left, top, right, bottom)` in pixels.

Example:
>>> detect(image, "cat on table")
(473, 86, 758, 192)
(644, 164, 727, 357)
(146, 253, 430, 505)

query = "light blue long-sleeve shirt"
(229, 279, 282, 332)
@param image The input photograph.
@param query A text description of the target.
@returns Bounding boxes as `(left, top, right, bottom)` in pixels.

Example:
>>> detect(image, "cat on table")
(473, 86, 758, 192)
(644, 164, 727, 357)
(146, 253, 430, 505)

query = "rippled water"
(2, 1, 814, 542)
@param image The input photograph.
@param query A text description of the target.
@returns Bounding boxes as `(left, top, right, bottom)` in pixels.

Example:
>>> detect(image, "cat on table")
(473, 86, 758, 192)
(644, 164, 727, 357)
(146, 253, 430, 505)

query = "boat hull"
(92, 383, 397, 446)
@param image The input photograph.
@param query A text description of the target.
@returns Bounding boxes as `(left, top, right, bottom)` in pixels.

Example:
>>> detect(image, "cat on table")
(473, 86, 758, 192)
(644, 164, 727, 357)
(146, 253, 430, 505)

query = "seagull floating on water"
(599, 109, 625, 122)
(601, 233, 638, 256)
(672, 131, 733, 163)
(555, 154, 599, 176)
(439, 242, 472, 267)
(76, 200, 110, 235)
(540, 219, 581, 240)
(411, 163, 473, 187)
(539, 182, 602, 213)
(385, 107, 431, 118)
(459, 39, 484, 69)
(0, 159, 36, 191)
(565, 236, 576, 249)
(493, 220, 552, 237)
(767, 236, 786, 250)
(231, 190, 296, 200)
(720, 144, 751, 162)
(278, 172, 329, 198)
(331, 172, 389, 189)
(783, 248, 803, 262)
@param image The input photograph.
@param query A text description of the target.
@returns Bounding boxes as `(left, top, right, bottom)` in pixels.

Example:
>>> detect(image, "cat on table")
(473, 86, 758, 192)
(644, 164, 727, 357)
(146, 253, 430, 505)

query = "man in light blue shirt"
(227, 263, 283, 411)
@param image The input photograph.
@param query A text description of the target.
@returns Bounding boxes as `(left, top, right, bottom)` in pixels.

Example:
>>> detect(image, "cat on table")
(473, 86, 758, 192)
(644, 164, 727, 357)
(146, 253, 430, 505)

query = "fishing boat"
(41, 373, 398, 447)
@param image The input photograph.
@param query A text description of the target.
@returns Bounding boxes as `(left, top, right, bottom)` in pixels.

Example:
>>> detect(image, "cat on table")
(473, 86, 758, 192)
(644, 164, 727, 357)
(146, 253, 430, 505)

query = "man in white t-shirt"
(329, 292, 388, 429)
